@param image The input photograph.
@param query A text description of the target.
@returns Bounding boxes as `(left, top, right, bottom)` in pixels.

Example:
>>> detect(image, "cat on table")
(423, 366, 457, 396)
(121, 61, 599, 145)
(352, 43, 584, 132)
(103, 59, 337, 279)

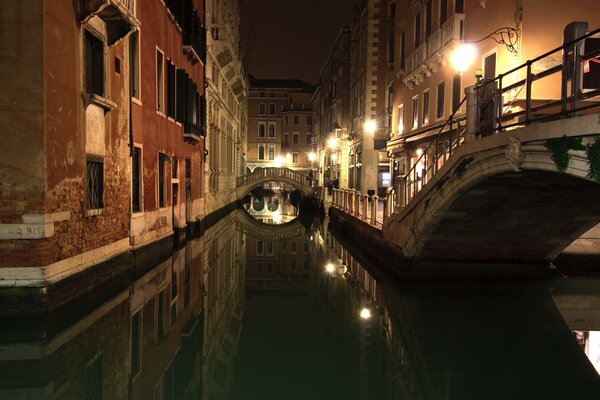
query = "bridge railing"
(393, 26, 600, 211)
(236, 167, 316, 190)
(331, 188, 391, 229)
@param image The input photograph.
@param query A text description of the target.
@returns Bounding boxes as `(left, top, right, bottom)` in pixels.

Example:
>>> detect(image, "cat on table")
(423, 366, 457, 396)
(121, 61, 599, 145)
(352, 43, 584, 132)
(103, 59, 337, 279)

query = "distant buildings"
(246, 76, 315, 177)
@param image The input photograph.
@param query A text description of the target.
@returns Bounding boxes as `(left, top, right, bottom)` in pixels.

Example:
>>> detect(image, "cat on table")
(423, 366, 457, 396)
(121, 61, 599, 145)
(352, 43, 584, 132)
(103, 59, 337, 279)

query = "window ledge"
(85, 208, 104, 217)
(83, 93, 117, 112)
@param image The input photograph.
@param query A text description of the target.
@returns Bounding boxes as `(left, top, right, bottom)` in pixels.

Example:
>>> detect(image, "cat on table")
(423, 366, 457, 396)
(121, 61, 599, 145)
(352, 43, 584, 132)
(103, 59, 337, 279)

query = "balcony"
(403, 13, 465, 88)
(80, 0, 139, 45)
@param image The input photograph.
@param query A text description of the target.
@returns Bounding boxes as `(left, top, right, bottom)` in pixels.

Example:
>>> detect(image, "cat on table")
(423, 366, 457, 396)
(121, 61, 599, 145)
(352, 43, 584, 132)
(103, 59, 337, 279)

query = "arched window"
(258, 145, 265, 160)
(268, 123, 275, 137)
(258, 122, 266, 137)
(259, 103, 266, 115)
(269, 103, 276, 115)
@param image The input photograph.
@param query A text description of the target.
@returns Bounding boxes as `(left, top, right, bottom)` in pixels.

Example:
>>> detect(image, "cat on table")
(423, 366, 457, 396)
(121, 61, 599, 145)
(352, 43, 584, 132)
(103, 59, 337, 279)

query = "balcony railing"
(405, 13, 464, 77)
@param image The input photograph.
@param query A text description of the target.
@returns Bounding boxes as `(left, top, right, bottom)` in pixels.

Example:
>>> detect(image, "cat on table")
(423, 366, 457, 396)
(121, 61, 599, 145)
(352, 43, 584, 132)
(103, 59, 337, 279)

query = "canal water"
(1, 194, 600, 399)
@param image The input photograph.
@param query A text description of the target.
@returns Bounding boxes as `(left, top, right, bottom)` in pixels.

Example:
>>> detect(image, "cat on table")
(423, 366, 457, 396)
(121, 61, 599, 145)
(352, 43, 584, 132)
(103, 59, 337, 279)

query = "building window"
(400, 31, 406, 69)
(292, 133, 299, 144)
(437, 82, 445, 119)
(307, 116, 312, 125)
(293, 115, 299, 125)
(268, 144, 275, 160)
(132, 147, 142, 212)
(85, 31, 105, 96)
(259, 102, 266, 115)
(158, 153, 168, 208)
(452, 74, 462, 112)
(256, 262, 263, 274)
(284, 116, 289, 125)
(455, 0, 464, 13)
(484, 52, 497, 80)
(129, 32, 139, 99)
(291, 242, 297, 254)
(130, 310, 142, 377)
(166, 59, 176, 118)
(268, 123, 276, 138)
(258, 122, 266, 137)
(284, 133, 289, 145)
(267, 262, 273, 274)
(414, 11, 421, 47)
(84, 355, 103, 400)
(306, 134, 311, 145)
(156, 50, 164, 112)
(291, 260, 297, 271)
(85, 158, 104, 210)
(257, 240, 264, 254)
(292, 152, 299, 164)
(422, 90, 430, 125)
(258, 144, 265, 160)
(412, 95, 419, 129)
(440, 0, 448, 25)
(425, 0, 432, 38)
(269, 103, 276, 115)
(398, 103, 404, 135)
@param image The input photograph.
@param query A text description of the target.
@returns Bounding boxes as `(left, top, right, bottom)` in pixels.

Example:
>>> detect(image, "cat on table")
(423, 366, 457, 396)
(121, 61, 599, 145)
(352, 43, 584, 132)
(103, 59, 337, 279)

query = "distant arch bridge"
(236, 167, 316, 199)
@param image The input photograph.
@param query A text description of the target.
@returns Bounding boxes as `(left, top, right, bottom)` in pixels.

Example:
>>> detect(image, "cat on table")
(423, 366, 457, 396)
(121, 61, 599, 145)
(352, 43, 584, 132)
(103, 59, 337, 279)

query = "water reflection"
(0, 210, 599, 399)
(243, 192, 298, 225)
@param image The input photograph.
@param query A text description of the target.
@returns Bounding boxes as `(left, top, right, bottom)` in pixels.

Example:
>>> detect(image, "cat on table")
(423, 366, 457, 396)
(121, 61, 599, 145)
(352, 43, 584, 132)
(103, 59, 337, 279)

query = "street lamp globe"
(325, 263, 335, 274)
(364, 119, 377, 134)
(327, 137, 339, 150)
(308, 152, 316, 162)
(450, 43, 476, 75)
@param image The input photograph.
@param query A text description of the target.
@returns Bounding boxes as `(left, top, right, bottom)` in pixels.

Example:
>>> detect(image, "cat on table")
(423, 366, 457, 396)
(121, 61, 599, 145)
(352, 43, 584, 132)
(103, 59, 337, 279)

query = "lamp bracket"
(470, 27, 520, 56)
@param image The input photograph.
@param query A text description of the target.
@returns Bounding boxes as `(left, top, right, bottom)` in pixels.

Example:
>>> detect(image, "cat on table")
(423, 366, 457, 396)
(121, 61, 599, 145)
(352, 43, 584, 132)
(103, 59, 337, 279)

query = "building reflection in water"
(1, 207, 599, 399)
(0, 211, 244, 400)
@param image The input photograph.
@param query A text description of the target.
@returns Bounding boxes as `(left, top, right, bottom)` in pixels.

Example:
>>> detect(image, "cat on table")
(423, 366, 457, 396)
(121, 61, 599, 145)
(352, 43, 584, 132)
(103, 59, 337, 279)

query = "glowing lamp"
(364, 119, 377, 134)
(360, 307, 372, 320)
(450, 43, 476, 75)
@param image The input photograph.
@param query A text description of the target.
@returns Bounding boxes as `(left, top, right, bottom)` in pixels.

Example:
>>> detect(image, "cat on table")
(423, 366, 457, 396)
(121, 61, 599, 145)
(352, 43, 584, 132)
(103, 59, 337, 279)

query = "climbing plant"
(544, 136, 585, 173)
(586, 136, 600, 183)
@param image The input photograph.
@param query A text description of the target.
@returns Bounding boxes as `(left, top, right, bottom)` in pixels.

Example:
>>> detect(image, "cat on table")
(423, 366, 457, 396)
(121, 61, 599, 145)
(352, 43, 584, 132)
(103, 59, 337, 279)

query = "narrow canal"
(1, 193, 599, 399)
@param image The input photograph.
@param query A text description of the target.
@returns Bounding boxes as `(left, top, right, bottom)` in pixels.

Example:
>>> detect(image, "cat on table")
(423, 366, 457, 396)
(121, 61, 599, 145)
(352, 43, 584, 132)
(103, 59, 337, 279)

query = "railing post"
(355, 190, 361, 218)
(370, 195, 378, 225)
(465, 85, 478, 141)
(363, 194, 368, 219)
(382, 198, 388, 226)
(398, 175, 407, 210)
(349, 190, 355, 214)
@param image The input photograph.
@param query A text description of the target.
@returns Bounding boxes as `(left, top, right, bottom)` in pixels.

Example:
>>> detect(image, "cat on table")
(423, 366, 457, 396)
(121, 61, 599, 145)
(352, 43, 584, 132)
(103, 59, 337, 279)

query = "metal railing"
(480, 26, 600, 135)
(402, 100, 467, 207)
(395, 26, 600, 210)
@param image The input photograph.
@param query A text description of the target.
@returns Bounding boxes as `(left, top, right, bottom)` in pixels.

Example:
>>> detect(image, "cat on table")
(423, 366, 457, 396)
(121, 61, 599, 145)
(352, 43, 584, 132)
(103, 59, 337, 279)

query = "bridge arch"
(384, 116, 600, 264)
(236, 167, 315, 199)
(236, 209, 307, 240)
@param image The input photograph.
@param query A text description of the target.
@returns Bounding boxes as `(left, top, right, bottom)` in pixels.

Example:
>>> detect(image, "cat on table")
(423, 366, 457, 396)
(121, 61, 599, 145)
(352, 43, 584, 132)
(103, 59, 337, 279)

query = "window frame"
(156, 48, 165, 113)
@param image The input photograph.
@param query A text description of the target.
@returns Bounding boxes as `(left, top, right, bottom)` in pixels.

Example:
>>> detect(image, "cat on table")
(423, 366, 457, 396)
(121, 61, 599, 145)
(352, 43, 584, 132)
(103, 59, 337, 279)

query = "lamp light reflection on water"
(360, 307, 372, 320)
(325, 263, 335, 274)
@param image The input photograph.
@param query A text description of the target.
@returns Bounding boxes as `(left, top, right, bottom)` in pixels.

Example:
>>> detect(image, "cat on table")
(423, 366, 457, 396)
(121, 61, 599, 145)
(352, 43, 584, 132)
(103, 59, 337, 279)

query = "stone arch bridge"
(383, 114, 600, 264)
(236, 167, 316, 199)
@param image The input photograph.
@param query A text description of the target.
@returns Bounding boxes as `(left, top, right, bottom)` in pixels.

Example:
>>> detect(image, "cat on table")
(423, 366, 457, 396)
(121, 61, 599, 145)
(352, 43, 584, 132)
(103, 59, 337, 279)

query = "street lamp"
(327, 137, 339, 150)
(364, 119, 377, 135)
(450, 26, 520, 75)
(308, 152, 316, 162)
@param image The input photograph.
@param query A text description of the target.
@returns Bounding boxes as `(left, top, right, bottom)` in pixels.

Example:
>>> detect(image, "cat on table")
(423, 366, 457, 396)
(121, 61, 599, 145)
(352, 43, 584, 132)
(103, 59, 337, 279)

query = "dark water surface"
(1, 206, 599, 399)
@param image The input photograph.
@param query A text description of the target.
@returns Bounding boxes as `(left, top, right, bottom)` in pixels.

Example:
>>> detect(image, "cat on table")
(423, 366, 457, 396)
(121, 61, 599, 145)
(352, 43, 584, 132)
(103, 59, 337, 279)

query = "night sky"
(240, 0, 357, 84)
